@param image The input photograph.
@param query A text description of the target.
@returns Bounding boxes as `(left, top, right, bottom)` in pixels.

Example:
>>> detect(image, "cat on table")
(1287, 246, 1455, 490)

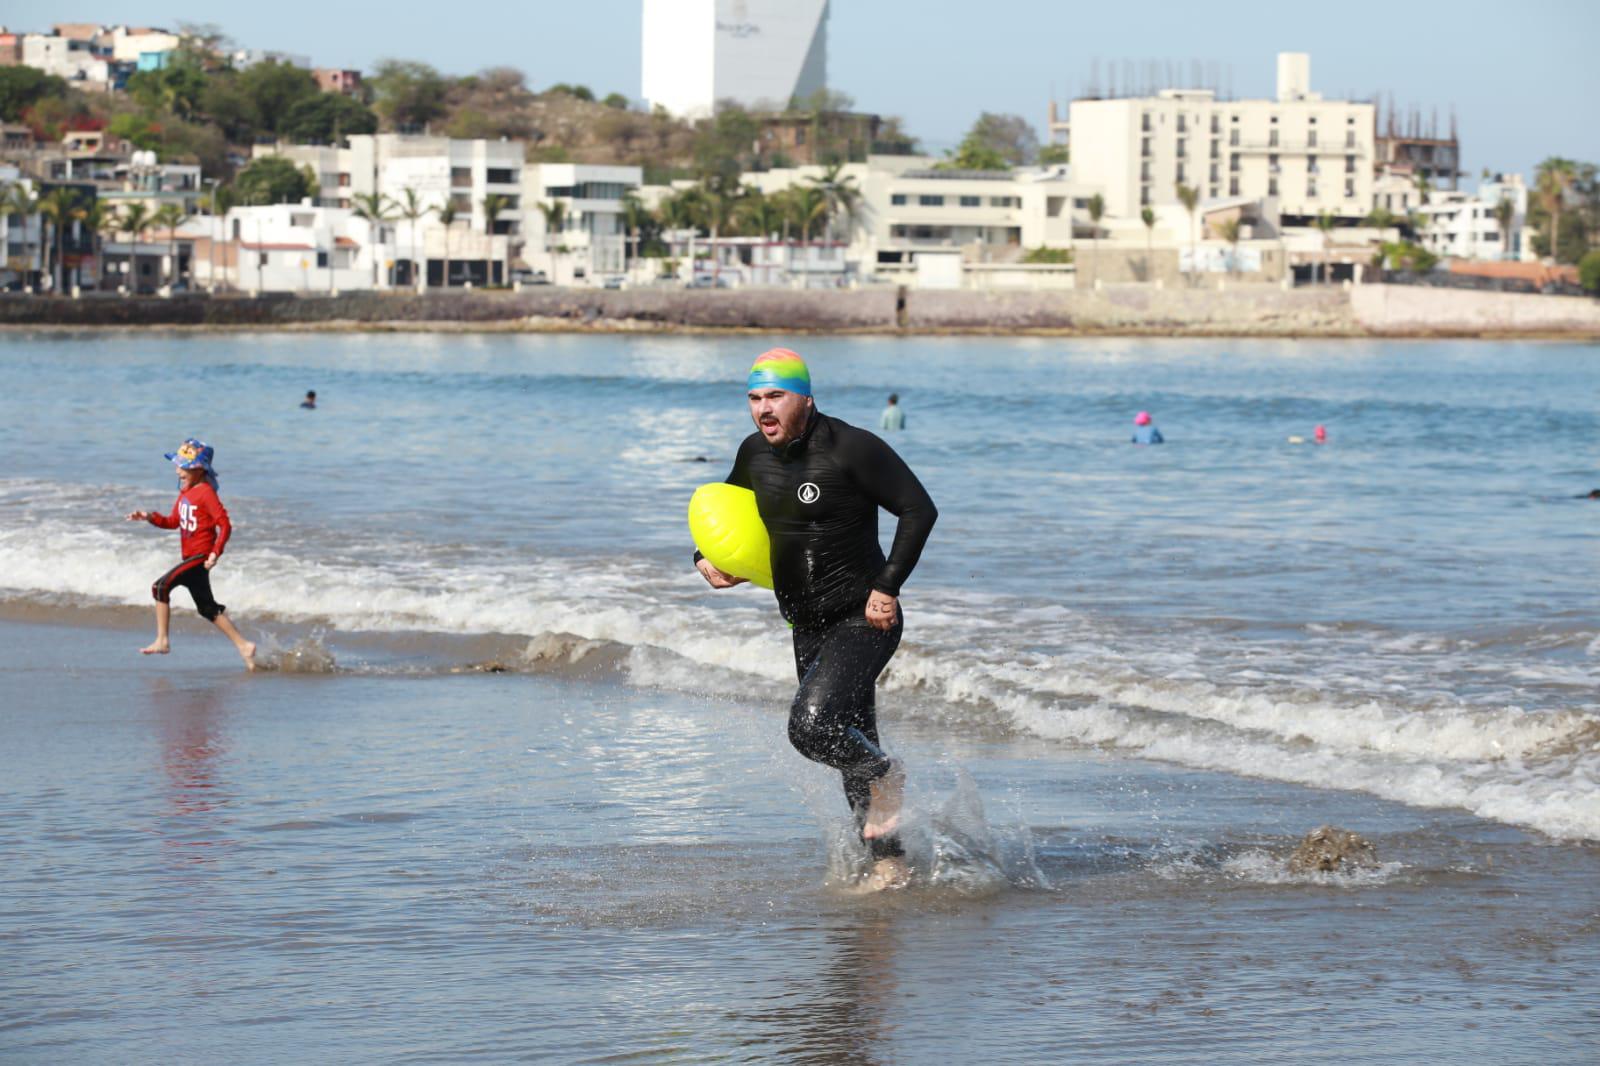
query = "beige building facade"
(1068, 53, 1375, 222)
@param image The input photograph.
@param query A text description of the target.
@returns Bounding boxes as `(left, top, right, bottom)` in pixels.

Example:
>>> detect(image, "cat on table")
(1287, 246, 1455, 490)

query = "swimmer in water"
(695, 349, 938, 891)
(1132, 410, 1164, 444)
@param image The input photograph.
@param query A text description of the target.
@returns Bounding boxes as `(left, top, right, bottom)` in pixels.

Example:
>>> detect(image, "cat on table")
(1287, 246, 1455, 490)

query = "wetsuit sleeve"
(693, 436, 756, 566)
(148, 499, 179, 529)
(206, 489, 232, 556)
(839, 429, 937, 596)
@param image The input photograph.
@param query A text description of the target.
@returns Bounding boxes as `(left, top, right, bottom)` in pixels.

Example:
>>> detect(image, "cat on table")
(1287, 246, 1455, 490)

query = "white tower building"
(642, 0, 828, 118)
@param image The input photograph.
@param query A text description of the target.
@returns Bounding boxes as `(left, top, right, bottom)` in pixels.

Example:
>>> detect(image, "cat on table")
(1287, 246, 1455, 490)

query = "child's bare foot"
(140, 640, 170, 656)
(862, 761, 906, 840)
(239, 642, 257, 671)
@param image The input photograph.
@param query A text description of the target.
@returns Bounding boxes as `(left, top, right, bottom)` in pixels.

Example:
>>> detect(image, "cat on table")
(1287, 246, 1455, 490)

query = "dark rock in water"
(1288, 825, 1379, 874)
(450, 661, 509, 674)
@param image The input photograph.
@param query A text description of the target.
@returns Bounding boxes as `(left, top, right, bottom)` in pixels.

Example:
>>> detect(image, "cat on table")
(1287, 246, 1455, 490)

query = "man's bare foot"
(863, 857, 910, 892)
(140, 640, 170, 655)
(862, 761, 905, 840)
(239, 642, 257, 671)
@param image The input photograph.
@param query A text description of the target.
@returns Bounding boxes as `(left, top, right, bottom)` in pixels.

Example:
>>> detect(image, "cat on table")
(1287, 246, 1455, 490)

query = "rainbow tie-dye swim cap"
(746, 348, 812, 397)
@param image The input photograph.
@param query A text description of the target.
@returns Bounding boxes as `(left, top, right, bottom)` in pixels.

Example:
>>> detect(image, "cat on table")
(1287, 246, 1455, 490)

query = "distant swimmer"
(1315, 424, 1328, 444)
(1131, 410, 1164, 444)
(300, 390, 317, 409)
(125, 439, 256, 670)
(879, 393, 906, 432)
(696, 349, 938, 891)
(1582, 489, 1600, 499)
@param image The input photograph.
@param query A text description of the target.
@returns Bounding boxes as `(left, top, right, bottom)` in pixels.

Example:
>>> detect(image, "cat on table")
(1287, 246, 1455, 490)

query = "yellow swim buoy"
(688, 483, 773, 589)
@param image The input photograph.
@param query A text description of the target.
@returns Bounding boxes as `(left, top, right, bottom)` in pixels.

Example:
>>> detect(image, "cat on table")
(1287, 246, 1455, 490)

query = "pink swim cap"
(1314, 424, 1327, 440)
(1134, 411, 1152, 426)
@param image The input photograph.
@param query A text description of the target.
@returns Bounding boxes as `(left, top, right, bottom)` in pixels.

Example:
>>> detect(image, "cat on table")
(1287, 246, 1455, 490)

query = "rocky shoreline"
(2, 284, 1596, 338)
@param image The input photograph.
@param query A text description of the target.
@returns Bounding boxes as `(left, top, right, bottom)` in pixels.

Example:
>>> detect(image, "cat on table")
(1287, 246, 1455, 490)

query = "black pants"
(152, 556, 225, 621)
(789, 609, 904, 860)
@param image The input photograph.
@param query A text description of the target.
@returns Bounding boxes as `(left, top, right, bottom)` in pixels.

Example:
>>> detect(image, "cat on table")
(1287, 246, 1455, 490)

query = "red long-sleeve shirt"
(148, 482, 232, 559)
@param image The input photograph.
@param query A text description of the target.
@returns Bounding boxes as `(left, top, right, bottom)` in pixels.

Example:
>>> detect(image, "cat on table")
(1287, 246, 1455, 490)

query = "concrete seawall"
(1, 284, 1595, 337)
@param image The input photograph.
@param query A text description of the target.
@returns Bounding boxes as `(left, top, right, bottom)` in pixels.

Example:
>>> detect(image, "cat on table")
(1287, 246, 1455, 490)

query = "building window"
(1307, 180, 1318, 198)
(989, 196, 1019, 207)
(1308, 158, 1320, 175)
(1230, 153, 1240, 173)
(1210, 115, 1220, 133)
(486, 168, 517, 185)
(1141, 137, 1152, 157)
(1268, 177, 1279, 196)
(450, 167, 471, 187)
(890, 193, 906, 205)
(316, 251, 328, 267)
(337, 172, 351, 187)
(1209, 186, 1219, 198)
(1229, 129, 1239, 147)
(1345, 130, 1356, 148)
(1176, 138, 1187, 158)
(1140, 185, 1151, 205)
(1177, 114, 1187, 133)
(1209, 163, 1219, 182)
(1268, 129, 1279, 147)
(918, 195, 943, 206)
(1308, 130, 1318, 148)
(1229, 177, 1239, 196)
(1344, 179, 1355, 198)
(1176, 163, 1187, 183)
(1210, 140, 1219, 159)
(1141, 113, 1152, 132)
(959, 195, 980, 207)
(1346, 155, 1357, 173)
(1141, 161, 1152, 181)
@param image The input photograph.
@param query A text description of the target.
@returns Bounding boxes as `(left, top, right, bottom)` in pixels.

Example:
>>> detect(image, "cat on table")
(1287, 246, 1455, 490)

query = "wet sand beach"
(3, 619, 1597, 1063)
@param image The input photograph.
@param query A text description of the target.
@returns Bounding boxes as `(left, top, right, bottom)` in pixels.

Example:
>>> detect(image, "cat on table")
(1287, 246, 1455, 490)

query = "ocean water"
(2, 330, 1598, 1060)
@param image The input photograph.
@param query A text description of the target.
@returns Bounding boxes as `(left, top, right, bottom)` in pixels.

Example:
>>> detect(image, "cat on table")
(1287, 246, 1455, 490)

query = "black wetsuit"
(704, 411, 938, 858)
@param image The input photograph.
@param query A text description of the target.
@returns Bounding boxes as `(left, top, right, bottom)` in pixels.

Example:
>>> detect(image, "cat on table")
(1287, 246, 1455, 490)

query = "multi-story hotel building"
(1066, 53, 1376, 222)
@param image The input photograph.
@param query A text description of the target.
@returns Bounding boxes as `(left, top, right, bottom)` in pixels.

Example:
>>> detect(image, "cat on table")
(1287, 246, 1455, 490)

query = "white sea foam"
(2, 505, 1597, 843)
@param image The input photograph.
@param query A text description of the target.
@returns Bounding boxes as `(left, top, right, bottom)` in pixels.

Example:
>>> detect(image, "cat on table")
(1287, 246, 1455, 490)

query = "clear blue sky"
(9, 0, 1597, 178)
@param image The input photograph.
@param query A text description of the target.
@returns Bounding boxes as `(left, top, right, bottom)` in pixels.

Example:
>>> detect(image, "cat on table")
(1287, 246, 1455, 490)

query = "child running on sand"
(125, 438, 256, 670)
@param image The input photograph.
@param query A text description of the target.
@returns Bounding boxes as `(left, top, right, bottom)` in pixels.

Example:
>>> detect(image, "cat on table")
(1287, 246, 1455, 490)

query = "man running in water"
(696, 348, 938, 891)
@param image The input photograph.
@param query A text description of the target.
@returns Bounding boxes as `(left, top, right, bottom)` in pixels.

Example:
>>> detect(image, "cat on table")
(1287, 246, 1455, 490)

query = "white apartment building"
(221, 203, 386, 293)
(1068, 53, 1375, 222)
(257, 135, 525, 284)
(1417, 175, 1531, 262)
(230, 48, 311, 69)
(21, 33, 112, 87)
(642, 0, 828, 118)
(741, 156, 1089, 274)
(108, 26, 182, 63)
(521, 164, 641, 282)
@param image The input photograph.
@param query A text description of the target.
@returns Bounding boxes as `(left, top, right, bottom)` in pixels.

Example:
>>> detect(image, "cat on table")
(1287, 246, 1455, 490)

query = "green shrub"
(1578, 249, 1600, 294)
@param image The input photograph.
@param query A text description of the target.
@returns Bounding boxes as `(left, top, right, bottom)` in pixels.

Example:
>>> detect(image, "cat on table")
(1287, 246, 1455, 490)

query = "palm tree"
(1492, 197, 1516, 261)
(806, 162, 862, 245)
(1140, 205, 1156, 282)
(151, 203, 186, 290)
(1, 183, 39, 290)
(620, 192, 649, 269)
(1175, 183, 1200, 285)
(535, 198, 564, 285)
(482, 193, 512, 286)
(435, 199, 458, 287)
(734, 188, 781, 240)
(78, 199, 118, 292)
(352, 192, 397, 287)
(1086, 193, 1105, 285)
(37, 187, 85, 295)
(700, 183, 742, 284)
(1313, 210, 1338, 284)
(1535, 158, 1577, 263)
(1215, 217, 1242, 277)
(117, 203, 153, 293)
(1363, 205, 1399, 235)
(396, 187, 431, 291)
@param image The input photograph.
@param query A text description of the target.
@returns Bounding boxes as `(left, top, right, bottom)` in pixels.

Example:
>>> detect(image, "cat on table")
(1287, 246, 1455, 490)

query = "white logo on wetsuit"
(797, 482, 821, 504)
